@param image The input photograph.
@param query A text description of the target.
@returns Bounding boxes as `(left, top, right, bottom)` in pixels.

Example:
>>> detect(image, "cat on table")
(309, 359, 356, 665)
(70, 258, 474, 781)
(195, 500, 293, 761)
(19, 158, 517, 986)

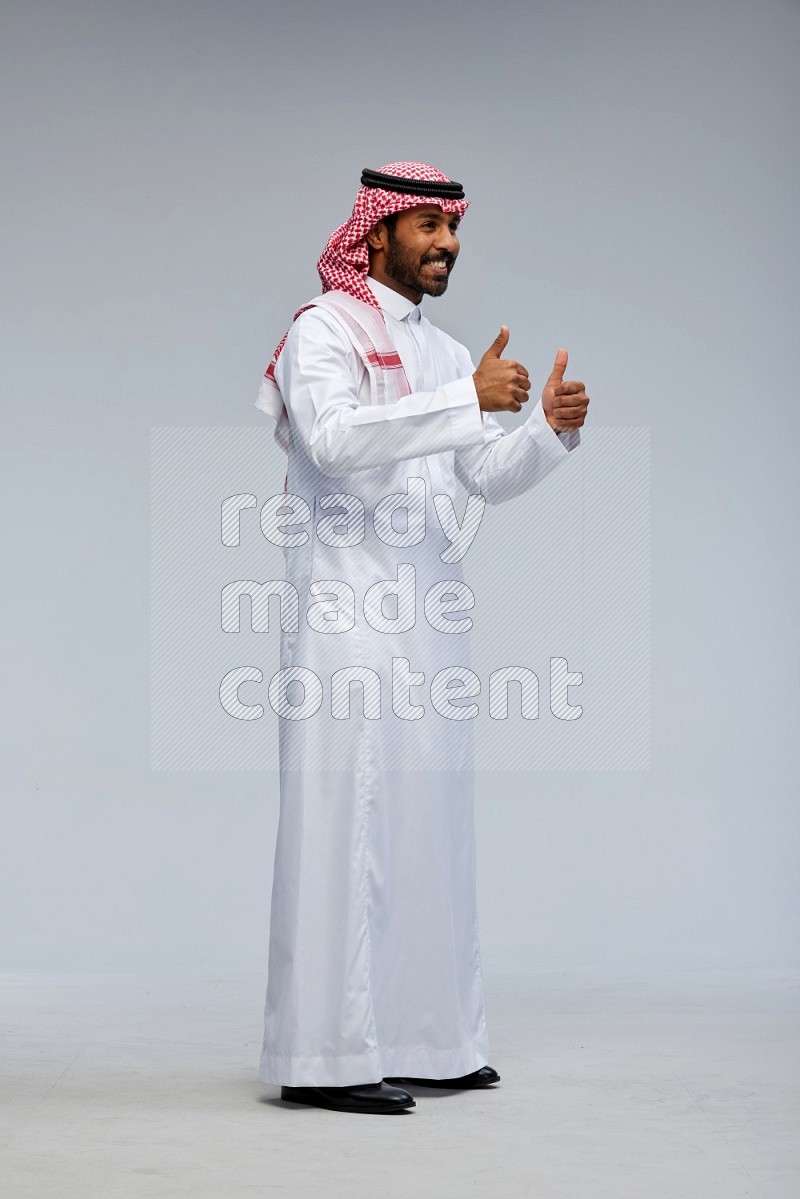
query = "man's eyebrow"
(416, 211, 460, 223)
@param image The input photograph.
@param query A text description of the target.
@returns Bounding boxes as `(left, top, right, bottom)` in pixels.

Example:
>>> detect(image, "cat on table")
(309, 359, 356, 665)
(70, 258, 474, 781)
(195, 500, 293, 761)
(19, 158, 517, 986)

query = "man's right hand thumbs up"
(484, 325, 510, 359)
(473, 327, 531, 412)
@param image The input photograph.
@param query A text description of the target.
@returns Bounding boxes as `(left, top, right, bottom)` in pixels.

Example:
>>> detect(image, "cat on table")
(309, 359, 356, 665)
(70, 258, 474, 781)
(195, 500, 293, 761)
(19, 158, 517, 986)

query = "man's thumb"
(483, 326, 510, 359)
(547, 347, 568, 382)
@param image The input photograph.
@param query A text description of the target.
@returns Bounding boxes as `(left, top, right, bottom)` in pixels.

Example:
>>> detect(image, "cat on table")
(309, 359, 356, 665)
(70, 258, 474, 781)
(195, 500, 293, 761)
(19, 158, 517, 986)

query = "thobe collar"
(365, 275, 422, 323)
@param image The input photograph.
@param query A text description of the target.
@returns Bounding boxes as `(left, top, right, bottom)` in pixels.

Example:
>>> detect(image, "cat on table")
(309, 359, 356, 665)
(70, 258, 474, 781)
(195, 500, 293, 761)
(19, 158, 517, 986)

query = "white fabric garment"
(258, 277, 580, 1086)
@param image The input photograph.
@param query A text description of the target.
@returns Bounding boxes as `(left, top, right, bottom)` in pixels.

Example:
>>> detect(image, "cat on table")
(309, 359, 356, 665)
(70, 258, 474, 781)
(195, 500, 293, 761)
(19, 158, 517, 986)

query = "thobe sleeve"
(454, 353, 581, 505)
(276, 308, 488, 477)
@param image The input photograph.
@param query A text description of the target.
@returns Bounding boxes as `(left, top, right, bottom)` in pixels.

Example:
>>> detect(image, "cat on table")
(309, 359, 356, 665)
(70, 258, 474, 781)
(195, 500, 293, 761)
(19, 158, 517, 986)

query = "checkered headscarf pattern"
(262, 161, 469, 387)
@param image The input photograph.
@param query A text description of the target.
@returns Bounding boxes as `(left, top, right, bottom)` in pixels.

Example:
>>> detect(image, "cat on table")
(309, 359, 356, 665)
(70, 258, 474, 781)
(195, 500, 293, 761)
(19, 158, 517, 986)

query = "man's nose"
(436, 228, 459, 255)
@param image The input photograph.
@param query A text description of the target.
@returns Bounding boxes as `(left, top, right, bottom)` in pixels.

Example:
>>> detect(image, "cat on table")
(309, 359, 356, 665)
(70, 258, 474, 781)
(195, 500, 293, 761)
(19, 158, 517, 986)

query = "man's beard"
(384, 236, 454, 297)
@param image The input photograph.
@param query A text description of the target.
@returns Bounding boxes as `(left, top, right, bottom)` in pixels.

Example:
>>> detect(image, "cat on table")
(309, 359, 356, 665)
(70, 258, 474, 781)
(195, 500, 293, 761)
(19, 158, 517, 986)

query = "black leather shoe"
(280, 1081, 415, 1113)
(383, 1065, 500, 1088)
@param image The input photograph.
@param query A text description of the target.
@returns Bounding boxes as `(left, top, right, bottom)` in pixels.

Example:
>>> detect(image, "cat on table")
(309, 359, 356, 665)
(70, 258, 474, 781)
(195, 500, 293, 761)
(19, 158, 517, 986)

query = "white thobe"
(259, 277, 579, 1086)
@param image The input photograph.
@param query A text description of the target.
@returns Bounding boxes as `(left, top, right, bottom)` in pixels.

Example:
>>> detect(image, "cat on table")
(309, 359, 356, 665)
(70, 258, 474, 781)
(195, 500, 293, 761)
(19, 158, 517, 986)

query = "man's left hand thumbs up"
(541, 348, 590, 432)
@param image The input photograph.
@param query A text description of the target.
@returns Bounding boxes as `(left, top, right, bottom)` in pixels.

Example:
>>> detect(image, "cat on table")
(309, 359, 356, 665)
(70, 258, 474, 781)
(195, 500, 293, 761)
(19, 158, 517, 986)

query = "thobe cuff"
(524, 399, 581, 457)
(443, 374, 492, 448)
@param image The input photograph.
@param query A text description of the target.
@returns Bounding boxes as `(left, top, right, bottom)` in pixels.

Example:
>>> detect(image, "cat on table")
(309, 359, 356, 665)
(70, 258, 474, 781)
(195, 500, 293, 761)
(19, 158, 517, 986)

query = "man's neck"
(365, 276, 422, 322)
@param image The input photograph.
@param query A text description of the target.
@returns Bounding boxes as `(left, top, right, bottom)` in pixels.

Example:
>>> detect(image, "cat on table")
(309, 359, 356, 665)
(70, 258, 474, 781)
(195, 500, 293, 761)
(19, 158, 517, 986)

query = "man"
(254, 162, 589, 1114)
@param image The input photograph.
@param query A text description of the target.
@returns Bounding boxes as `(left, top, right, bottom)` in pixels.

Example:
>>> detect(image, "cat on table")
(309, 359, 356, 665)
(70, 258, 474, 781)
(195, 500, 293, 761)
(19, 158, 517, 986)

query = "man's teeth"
(428, 261, 448, 268)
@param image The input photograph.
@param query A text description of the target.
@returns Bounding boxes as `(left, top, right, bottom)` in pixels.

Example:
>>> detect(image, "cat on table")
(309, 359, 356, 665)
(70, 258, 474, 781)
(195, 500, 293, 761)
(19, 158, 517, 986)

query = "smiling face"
(366, 204, 461, 303)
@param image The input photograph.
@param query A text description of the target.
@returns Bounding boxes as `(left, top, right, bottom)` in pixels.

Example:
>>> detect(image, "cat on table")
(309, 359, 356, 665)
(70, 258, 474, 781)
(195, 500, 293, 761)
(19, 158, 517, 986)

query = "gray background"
(2, 0, 797, 977)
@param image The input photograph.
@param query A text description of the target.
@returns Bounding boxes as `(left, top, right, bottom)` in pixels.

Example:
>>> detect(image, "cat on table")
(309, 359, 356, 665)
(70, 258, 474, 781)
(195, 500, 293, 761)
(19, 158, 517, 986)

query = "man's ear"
(366, 221, 388, 252)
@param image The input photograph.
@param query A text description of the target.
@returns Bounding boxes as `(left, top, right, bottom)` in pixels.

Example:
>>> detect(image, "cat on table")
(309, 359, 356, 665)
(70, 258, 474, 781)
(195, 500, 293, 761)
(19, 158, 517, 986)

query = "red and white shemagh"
(256, 161, 469, 440)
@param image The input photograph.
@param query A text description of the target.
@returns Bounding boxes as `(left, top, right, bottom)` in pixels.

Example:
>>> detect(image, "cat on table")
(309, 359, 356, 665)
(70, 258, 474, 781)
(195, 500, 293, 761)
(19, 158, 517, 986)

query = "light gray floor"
(1, 969, 797, 1198)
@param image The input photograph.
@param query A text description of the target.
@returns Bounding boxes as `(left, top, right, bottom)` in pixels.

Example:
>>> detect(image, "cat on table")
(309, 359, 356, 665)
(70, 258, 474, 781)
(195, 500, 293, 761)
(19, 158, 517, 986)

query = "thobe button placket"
(403, 314, 425, 392)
